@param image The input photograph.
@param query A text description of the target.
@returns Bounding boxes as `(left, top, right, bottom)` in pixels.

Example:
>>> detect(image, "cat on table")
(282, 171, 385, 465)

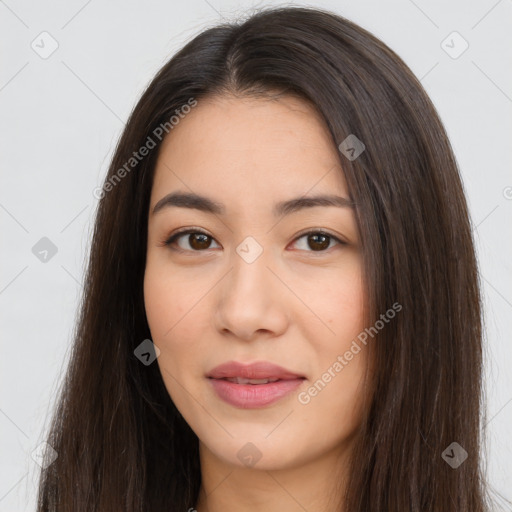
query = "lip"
(207, 361, 306, 409)
(207, 360, 305, 380)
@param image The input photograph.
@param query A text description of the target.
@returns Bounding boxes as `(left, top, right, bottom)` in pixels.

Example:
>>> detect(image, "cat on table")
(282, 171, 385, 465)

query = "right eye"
(162, 229, 221, 252)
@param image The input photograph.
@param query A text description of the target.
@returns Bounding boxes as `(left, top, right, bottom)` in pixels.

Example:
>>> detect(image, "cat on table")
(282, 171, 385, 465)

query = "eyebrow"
(151, 191, 355, 217)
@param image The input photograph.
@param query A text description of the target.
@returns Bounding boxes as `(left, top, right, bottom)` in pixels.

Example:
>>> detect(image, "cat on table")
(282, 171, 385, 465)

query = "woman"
(36, 6, 493, 511)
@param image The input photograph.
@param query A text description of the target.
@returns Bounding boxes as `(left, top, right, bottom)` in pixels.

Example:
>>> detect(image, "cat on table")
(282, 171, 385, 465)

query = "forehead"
(151, 94, 349, 206)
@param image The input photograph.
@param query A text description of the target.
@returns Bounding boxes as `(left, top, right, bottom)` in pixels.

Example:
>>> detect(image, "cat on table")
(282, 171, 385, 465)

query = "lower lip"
(208, 378, 305, 409)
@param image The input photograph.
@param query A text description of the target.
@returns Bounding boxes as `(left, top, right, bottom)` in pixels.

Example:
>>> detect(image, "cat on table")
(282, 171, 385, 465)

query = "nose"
(213, 247, 290, 342)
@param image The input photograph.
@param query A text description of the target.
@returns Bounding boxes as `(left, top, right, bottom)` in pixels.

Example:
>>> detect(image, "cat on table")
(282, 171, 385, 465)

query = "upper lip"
(207, 361, 305, 380)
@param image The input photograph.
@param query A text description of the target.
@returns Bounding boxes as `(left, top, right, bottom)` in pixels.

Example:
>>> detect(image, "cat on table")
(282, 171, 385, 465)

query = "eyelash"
(161, 228, 346, 255)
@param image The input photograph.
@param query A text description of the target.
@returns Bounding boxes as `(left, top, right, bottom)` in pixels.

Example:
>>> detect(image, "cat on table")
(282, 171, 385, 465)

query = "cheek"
(143, 264, 193, 340)
(143, 265, 207, 387)
(300, 263, 368, 406)
(143, 268, 187, 390)
(300, 261, 365, 342)
(144, 263, 164, 332)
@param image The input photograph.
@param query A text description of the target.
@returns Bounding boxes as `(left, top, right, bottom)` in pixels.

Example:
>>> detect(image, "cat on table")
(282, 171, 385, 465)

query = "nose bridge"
(227, 237, 273, 309)
(214, 237, 288, 339)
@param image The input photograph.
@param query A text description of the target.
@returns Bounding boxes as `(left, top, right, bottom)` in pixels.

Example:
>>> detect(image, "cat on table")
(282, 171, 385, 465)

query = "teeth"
(225, 377, 280, 385)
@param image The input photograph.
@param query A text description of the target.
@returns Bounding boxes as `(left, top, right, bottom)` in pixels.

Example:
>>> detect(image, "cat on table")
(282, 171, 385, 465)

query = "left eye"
(292, 231, 345, 252)
(162, 229, 345, 253)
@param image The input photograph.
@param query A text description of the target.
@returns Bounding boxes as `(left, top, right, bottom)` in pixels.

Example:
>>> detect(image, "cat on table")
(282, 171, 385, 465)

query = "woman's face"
(144, 94, 369, 471)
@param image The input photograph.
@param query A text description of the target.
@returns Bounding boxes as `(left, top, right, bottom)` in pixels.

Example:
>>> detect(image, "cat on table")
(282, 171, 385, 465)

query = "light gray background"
(1, 0, 511, 510)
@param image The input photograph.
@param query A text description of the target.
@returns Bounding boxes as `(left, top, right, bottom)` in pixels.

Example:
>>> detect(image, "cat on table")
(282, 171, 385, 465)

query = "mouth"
(206, 361, 306, 409)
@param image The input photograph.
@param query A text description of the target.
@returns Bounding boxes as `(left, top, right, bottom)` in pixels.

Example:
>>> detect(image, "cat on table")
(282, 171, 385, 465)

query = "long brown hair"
(36, 6, 494, 510)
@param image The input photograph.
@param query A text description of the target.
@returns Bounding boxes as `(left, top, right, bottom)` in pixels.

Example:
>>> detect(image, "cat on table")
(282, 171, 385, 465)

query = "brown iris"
(188, 233, 212, 250)
(307, 233, 330, 251)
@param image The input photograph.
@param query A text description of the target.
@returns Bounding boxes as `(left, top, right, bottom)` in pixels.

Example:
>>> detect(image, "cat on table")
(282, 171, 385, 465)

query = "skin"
(144, 93, 370, 512)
